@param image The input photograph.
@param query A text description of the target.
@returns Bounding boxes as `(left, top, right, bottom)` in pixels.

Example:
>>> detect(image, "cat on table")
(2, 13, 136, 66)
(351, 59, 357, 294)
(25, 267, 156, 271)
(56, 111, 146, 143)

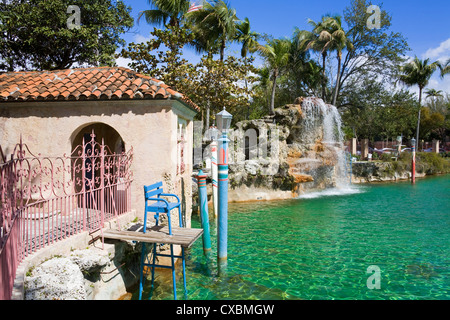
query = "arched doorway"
(71, 122, 125, 155)
(70, 123, 130, 224)
(244, 127, 259, 161)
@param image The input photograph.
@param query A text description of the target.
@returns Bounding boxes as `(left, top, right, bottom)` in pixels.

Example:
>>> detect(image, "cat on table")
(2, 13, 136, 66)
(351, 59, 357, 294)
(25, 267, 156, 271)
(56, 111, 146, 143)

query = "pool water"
(135, 175, 450, 300)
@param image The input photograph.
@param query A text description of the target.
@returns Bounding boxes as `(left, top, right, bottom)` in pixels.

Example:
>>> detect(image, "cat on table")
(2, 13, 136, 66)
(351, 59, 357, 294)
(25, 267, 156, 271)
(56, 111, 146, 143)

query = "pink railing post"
(82, 135, 87, 232)
(100, 138, 105, 247)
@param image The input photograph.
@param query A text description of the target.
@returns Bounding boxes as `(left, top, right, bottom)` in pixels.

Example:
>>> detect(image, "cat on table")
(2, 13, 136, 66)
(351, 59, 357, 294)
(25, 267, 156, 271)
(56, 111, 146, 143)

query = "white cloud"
(427, 74, 450, 94)
(134, 34, 153, 44)
(415, 38, 450, 94)
(114, 33, 153, 69)
(115, 56, 133, 68)
(423, 38, 450, 62)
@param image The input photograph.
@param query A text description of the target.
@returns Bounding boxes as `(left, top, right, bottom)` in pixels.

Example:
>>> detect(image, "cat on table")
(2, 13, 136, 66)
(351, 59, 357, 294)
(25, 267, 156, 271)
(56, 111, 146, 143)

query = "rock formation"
(227, 97, 349, 201)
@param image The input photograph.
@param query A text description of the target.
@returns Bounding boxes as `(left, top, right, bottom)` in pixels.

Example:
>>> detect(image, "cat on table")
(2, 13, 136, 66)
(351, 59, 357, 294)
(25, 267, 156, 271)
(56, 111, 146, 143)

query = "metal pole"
(211, 139, 218, 218)
(217, 132, 229, 270)
(411, 141, 416, 184)
(197, 170, 211, 255)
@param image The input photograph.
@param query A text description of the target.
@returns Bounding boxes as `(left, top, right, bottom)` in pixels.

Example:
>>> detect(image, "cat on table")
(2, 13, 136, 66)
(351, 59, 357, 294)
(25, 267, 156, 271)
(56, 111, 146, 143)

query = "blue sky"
(118, 0, 450, 94)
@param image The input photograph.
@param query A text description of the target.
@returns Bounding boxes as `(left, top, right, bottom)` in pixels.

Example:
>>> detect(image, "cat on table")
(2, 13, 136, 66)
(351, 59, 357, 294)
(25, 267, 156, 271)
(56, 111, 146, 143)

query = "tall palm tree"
(438, 58, 450, 78)
(399, 57, 439, 147)
(257, 38, 291, 115)
(187, 0, 238, 61)
(295, 16, 332, 102)
(235, 17, 259, 59)
(138, 0, 191, 29)
(320, 15, 354, 106)
(235, 17, 259, 119)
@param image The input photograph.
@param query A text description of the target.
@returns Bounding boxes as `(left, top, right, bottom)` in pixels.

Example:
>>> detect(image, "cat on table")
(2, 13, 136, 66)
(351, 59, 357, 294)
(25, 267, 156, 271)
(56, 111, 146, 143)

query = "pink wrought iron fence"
(0, 133, 133, 300)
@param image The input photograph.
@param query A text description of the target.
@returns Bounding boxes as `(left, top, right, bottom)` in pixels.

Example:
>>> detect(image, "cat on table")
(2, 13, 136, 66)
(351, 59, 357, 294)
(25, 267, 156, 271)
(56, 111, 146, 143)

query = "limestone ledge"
(351, 161, 426, 184)
(228, 185, 294, 203)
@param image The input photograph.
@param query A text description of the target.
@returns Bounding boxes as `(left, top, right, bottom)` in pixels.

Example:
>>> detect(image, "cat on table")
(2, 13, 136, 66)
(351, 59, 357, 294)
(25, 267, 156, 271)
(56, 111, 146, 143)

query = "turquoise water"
(135, 175, 450, 300)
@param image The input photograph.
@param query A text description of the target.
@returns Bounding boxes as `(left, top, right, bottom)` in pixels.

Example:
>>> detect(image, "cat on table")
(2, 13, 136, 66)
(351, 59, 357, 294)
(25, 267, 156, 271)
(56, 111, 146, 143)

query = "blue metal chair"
(138, 181, 187, 300)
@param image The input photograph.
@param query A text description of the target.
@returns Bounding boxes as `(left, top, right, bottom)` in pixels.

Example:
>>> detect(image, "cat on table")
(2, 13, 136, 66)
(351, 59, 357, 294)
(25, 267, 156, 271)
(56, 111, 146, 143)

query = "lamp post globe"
(216, 107, 233, 134)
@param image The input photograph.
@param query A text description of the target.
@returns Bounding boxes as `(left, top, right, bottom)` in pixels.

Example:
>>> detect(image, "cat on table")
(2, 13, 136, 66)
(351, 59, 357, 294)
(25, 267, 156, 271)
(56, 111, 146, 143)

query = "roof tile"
(0, 67, 200, 112)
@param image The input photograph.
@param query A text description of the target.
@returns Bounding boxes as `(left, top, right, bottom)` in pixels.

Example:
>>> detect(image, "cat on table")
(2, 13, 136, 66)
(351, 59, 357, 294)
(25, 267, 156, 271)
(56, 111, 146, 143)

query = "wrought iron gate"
(0, 132, 133, 300)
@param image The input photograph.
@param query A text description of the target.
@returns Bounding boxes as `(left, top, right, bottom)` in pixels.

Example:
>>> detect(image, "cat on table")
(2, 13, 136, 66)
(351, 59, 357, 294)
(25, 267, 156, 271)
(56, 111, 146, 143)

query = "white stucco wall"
(0, 99, 196, 226)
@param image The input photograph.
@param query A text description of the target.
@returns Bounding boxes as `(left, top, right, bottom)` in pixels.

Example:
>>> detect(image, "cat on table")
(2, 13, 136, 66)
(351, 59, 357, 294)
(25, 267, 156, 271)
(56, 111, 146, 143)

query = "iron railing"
(0, 133, 133, 300)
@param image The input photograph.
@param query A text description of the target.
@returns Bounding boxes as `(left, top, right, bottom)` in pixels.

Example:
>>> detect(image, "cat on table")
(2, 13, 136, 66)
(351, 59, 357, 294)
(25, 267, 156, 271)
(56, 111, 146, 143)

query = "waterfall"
(296, 97, 352, 193)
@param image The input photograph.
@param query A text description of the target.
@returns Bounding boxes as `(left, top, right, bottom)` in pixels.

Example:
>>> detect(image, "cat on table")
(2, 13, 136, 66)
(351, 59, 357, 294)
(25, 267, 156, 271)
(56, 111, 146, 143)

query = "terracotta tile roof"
(0, 66, 200, 112)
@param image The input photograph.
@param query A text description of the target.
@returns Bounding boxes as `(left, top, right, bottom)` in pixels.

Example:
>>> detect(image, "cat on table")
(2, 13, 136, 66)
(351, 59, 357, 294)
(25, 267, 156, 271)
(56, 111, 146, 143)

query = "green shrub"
(416, 152, 450, 174)
(380, 153, 392, 162)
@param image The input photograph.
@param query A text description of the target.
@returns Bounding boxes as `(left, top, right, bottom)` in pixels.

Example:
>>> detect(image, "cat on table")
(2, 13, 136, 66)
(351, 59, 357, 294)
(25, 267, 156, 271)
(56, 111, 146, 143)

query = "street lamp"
(216, 107, 233, 134)
(216, 107, 232, 272)
(411, 138, 416, 184)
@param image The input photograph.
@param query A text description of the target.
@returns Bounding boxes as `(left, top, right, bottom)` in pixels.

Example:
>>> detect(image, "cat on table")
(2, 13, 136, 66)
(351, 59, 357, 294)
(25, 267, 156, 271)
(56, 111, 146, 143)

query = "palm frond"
(138, 9, 169, 26)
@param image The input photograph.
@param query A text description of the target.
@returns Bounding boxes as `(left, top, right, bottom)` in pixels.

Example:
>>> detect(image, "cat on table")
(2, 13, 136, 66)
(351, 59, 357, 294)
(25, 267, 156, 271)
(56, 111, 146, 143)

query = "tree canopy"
(2, 0, 447, 143)
(0, 0, 134, 71)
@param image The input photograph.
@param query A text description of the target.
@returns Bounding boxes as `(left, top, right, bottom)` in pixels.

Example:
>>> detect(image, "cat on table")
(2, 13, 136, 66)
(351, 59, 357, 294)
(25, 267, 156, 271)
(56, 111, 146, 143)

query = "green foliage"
(416, 152, 450, 174)
(420, 107, 446, 140)
(187, 0, 239, 62)
(375, 151, 450, 176)
(235, 17, 260, 58)
(120, 26, 195, 95)
(438, 58, 450, 79)
(256, 37, 292, 114)
(379, 153, 393, 162)
(341, 76, 418, 141)
(119, 25, 257, 125)
(137, 0, 191, 29)
(399, 57, 439, 103)
(0, 0, 133, 71)
(338, 0, 409, 106)
(296, 15, 353, 105)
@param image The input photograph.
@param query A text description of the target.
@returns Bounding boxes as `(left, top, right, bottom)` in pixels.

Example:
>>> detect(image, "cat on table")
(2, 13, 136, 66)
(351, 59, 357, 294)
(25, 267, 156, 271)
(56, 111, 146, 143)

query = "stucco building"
(0, 66, 199, 226)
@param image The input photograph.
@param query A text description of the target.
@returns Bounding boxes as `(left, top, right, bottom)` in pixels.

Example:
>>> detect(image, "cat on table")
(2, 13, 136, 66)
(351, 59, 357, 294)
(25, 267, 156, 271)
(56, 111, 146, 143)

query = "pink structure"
(0, 133, 133, 300)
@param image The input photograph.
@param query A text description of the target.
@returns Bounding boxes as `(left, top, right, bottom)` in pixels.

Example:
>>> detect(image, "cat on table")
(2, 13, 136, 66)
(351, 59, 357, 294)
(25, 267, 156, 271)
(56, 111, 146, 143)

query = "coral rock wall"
(228, 97, 346, 201)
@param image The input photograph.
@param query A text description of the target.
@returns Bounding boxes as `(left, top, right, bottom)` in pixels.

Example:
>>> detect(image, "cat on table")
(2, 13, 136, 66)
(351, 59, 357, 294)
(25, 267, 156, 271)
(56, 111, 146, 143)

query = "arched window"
(244, 128, 258, 161)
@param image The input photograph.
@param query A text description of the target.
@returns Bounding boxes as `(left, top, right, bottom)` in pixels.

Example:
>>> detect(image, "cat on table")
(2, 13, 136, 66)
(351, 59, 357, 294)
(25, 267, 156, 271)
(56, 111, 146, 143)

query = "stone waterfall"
(287, 97, 350, 194)
(227, 97, 352, 202)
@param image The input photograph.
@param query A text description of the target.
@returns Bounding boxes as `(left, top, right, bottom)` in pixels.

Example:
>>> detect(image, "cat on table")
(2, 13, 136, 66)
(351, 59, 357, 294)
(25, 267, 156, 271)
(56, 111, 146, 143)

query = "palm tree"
(438, 58, 450, 78)
(235, 17, 259, 59)
(235, 17, 259, 119)
(138, 0, 191, 29)
(253, 66, 273, 111)
(320, 15, 354, 106)
(187, 0, 238, 61)
(399, 57, 439, 147)
(303, 61, 324, 97)
(425, 88, 443, 100)
(425, 88, 443, 112)
(295, 16, 332, 102)
(257, 38, 291, 115)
